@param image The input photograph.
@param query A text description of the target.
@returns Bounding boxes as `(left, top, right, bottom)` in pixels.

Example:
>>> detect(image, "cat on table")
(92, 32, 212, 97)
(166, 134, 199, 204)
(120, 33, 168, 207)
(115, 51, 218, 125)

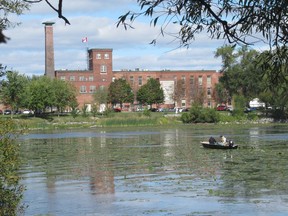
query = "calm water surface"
(18, 125, 288, 216)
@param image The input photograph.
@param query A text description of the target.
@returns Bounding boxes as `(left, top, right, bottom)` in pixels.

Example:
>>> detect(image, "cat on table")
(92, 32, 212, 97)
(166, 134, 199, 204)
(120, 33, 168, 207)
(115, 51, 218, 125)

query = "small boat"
(201, 141, 238, 149)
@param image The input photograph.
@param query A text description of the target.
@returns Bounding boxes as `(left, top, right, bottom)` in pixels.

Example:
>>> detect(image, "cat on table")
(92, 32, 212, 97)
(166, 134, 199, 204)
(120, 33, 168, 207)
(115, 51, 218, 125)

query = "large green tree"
(215, 45, 263, 101)
(108, 78, 134, 108)
(22, 76, 77, 113)
(137, 78, 164, 106)
(0, 71, 29, 112)
(51, 79, 77, 113)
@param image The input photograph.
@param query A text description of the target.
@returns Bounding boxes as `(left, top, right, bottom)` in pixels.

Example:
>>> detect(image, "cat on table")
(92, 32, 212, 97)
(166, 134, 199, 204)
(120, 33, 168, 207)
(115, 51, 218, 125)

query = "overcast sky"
(0, 0, 248, 77)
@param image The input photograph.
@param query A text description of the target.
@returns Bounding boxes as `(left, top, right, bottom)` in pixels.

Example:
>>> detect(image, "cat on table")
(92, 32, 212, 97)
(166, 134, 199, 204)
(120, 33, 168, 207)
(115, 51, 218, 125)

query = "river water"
(18, 125, 288, 215)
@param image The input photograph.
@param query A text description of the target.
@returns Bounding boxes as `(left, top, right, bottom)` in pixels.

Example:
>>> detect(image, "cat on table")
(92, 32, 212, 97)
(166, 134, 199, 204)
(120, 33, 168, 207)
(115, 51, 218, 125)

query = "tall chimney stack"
(43, 21, 55, 78)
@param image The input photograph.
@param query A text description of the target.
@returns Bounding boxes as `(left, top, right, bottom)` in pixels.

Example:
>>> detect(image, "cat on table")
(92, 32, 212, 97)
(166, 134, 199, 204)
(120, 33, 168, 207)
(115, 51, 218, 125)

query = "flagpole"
(82, 37, 88, 70)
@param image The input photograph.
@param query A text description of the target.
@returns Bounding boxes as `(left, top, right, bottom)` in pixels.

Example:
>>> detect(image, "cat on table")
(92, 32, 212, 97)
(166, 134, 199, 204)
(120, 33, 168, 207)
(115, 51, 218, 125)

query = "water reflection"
(19, 126, 288, 215)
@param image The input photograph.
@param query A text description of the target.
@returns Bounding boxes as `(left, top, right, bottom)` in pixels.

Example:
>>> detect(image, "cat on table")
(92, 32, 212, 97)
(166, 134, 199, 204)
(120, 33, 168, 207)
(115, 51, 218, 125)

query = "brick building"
(55, 48, 221, 111)
(42, 23, 221, 111)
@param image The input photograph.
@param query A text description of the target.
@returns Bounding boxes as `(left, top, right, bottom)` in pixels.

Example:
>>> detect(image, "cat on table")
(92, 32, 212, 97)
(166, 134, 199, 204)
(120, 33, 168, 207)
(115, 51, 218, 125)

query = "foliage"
(69, 100, 79, 119)
(117, 1, 288, 49)
(1, 73, 78, 114)
(181, 104, 220, 123)
(0, 71, 29, 112)
(108, 79, 134, 108)
(0, 0, 30, 43)
(257, 47, 288, 119)
(51, 79, 77, 113)
(81, 104, 88, 117)
(137, 78, 164, 106)
(0, 64, 7, 77)
(143, 108, 151, 117)
(173, 79, 185, 106)
(90, 104, 98, 117)
(230, 94, 246, 117)
(0, 119, 24, 215)
(216, 45, 263, 100)
(93, 87, 108, 108)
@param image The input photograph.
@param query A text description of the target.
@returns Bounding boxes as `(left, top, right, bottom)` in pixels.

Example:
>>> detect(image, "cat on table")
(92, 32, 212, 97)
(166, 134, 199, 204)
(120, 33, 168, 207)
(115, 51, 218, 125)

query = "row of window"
(96, 53, 110, 60)
(128, 75, 212, 86)
(79, 85, 105, 93)
(59, 66, 108, 81)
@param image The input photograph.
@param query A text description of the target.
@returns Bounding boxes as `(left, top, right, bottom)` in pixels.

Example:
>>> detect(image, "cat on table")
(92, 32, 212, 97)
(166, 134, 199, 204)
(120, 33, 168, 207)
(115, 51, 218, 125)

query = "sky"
(0, 0, 254, 77)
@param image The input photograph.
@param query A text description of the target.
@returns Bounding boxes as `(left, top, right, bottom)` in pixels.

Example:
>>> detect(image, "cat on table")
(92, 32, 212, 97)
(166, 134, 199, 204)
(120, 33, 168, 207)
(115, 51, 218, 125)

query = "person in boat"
(219, 135, 227, 146)
(209, 136, 217, 144)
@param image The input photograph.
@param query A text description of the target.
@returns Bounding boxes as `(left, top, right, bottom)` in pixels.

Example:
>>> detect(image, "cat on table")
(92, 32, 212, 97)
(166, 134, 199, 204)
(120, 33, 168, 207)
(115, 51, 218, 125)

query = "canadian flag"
(82, 37, 88, 43)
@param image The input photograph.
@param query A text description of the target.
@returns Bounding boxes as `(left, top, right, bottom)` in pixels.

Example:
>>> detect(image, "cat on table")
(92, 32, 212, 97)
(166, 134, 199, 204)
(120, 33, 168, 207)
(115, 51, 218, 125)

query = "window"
(100, 65, 107, 73)
(138, 76, 142, 85)
(130, 76, 134, 85)
(207, 88, 211, 98)
(181, 75, 186, 84)
(80, 85, 87, 93)
(208, 101, 211, 108)
(90, 85, 96, 93)
(190, 76, 194, 84)
(207, 75, 211, 86)
(198, 76, 203, 86)
(181, 99, 186, 107)
(70, 76, 75, 81)
(79, 76, 85, 81)
(89, 76, 94, 81)
(96, 53, 101, 59)
(60, 76, 65, 81)
(104, 53, 109, 59)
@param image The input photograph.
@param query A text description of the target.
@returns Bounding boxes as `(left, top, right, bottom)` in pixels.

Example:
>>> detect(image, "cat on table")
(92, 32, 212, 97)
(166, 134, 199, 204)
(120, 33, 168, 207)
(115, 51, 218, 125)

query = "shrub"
(180, 105, 220, 123)
(0, 119, 24, 215)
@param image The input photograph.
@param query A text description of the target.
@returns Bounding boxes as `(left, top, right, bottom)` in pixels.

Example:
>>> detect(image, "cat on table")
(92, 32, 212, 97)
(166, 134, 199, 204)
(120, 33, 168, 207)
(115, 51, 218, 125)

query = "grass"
(0, 111, 182, 130)
(0, 109, 278, 131)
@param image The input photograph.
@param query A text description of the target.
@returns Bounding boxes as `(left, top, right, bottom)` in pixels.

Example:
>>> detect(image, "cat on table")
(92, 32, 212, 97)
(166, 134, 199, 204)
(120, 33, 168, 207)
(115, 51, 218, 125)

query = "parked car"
(149, 108, 158, 112)
(216, 105, 227, 111)
(113, 107, 121, 112)
(227, 106, 233, 112)
(23, 110, 33, 114)
(4, 110, 12, 115)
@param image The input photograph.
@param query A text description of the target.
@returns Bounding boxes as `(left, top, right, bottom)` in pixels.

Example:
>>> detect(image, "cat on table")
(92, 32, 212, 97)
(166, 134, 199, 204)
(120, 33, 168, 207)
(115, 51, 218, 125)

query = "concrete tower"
(43, 21, 55, 78)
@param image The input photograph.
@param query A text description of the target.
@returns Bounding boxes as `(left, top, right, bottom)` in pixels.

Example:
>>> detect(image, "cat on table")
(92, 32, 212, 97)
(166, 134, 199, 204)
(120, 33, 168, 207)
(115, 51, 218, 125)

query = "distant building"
(44, 23, 221, 111)
(55, 48, 221, 111)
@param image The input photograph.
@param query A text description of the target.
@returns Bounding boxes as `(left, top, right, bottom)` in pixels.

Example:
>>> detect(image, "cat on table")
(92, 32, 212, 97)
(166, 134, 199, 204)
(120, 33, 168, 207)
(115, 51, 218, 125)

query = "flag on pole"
(82, 37, 88, 43)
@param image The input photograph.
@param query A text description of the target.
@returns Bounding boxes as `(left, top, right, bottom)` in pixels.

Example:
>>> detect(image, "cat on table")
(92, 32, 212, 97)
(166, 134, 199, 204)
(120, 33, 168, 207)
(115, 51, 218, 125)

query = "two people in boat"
(209, 135, 230, 146)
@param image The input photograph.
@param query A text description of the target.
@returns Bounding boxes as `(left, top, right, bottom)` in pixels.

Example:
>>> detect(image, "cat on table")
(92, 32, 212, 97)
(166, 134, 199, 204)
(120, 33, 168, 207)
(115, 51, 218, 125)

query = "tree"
(215, 45, 263, 101)
(23, 76, 54, 113)
(0, 71, 29, 112)
(137, 78, 164, 106)
(173, 79, 185, 107)
(108, 79, 134, 108)
(0, 0, 30, 43)
(93, 87, 108, 111)
(0, 119, 24, 215)
(1, 0, 70, 44)
(51, 79, 77, 113)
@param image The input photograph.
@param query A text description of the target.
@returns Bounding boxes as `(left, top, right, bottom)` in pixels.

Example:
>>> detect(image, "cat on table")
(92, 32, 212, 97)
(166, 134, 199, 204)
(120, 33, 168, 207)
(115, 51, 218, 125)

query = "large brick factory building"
(43, 22, 221, 111)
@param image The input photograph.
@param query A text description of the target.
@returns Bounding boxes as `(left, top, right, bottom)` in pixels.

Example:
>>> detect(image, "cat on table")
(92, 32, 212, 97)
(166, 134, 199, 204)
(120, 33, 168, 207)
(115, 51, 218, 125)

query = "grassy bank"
(0, 110, 280, 131)
(1, 112, 182, 130)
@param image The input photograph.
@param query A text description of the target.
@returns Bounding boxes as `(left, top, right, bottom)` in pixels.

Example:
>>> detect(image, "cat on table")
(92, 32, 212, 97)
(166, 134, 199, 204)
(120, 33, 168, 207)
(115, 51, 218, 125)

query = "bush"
(0, 119, 24, 215)
(180, 105, 220, 123)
